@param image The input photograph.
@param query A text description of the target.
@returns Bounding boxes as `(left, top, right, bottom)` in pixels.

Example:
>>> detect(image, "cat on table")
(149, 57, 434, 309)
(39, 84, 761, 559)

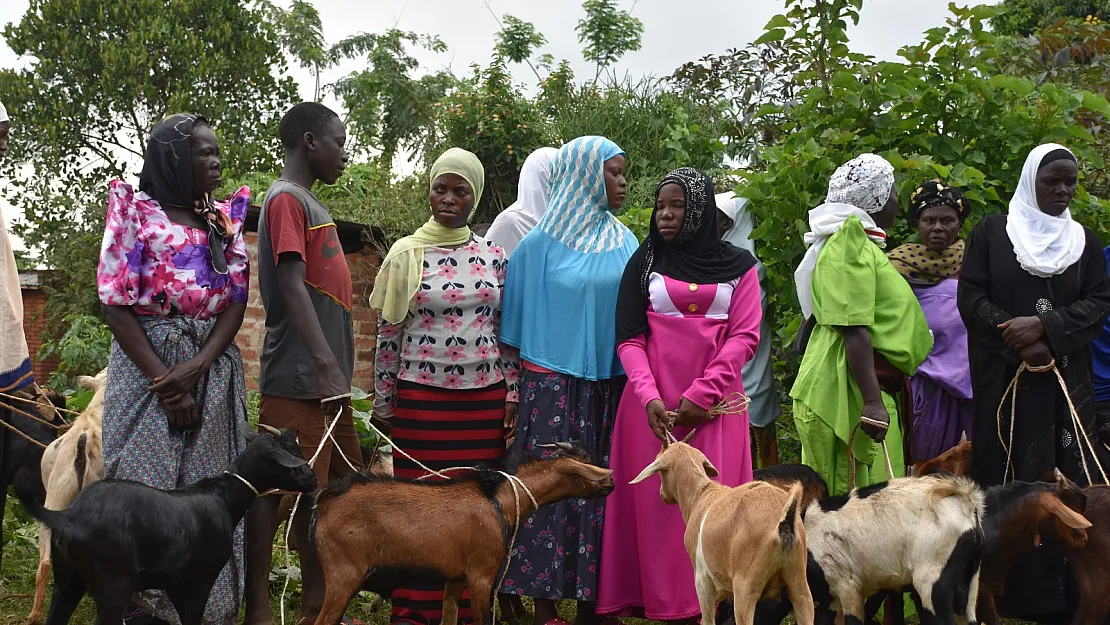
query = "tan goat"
(26, 369, 107, 625)
(630, 436, 813, 625)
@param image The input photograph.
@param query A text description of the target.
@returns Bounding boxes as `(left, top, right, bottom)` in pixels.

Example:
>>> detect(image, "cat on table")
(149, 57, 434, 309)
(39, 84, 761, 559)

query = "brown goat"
(1062, 484, 1110, 625)
(631, 438, 813, 625)
(915, 438, 972, 478)
(977, 469, 1092, 625)
(309, 443, 615, 625)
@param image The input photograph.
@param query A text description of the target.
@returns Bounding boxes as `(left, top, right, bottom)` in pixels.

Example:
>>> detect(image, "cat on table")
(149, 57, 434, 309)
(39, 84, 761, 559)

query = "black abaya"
(958, 213, 1110, 620)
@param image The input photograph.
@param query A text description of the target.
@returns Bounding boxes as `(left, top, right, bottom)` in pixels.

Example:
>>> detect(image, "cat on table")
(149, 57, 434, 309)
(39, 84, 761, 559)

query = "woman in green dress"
(790, 154, 933, 495)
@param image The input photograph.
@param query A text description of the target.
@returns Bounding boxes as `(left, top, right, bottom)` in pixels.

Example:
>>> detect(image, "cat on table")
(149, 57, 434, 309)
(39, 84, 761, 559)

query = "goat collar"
(225, 471, 260, 497)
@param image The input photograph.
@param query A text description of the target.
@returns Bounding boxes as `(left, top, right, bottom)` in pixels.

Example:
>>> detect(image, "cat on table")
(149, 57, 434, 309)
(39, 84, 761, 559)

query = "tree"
(992, 0, 1109, 36)
(576, 0, 644, 81)
(493, 14, 549, 80)
(330, 29, 454, 168)
(263, 0, 329, 101)
(0, 0, 298, 330)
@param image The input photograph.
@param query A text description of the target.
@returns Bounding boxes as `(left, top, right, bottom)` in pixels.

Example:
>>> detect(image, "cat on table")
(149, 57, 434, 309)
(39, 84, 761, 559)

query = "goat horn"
(257, 423, 281, 437)
(681, 429, 698, 444)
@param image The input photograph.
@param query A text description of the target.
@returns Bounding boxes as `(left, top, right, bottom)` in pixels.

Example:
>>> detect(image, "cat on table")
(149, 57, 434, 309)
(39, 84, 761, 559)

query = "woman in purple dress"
(886, 179, 973, 463)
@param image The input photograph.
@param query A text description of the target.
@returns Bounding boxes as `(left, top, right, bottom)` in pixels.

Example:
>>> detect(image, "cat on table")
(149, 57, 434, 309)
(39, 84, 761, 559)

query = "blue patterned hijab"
(500, 136, 639, 381)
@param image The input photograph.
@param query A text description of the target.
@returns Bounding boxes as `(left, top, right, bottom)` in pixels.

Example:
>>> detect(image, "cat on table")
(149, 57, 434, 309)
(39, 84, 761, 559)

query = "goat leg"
(26, 524, 51, 625)
(442, 580, 466, 625)
(467, 575, 494, 625)
(42, 558, 85, 625)
(732, 584, 766, 625)
(786, 578, 815, 625)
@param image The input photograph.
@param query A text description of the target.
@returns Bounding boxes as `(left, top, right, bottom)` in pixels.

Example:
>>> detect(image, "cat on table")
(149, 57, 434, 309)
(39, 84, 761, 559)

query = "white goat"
(630, 438, 813, 625)
(26, 369, 107, 625)
(802, 475, 986, 625)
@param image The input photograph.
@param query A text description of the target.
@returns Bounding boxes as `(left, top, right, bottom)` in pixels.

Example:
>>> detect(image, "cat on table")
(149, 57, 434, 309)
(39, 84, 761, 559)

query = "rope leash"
(662, 392, 751, 432)
(0, 395, 70, 432)
(996, 360, 1109, 485)
(847, 419, 894, 491)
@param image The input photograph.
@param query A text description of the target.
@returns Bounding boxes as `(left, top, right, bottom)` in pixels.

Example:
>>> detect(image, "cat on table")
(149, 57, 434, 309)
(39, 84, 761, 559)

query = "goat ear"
(569, 463, 613, 482)
(275, 451, 310, 469)
(1045, 496, 1092, 530)
(240, 420, 260, 443)
(702, 457, 720, 478)
(630, 458, 665, 485)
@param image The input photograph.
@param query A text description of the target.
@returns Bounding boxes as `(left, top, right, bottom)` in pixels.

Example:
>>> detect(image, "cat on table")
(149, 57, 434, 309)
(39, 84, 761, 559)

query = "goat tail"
(925, 475, 986, 515)
(13, 470, 72, 536)
(74, 433, 88, 491)
(777, 482, 805, 551)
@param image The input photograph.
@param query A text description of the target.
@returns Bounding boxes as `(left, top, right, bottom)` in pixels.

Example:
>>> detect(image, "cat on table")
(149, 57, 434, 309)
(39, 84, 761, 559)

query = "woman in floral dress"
(98, 113, 250, 625)
(370, 147, 520, 625)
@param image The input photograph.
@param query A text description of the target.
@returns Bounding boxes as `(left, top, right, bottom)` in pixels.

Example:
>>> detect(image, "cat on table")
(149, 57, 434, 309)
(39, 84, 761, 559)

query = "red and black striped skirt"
(389, 380, 507, 625)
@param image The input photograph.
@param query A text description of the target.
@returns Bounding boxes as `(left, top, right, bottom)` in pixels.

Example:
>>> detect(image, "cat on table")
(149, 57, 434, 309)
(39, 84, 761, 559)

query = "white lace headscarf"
(795, 154, 895, 319)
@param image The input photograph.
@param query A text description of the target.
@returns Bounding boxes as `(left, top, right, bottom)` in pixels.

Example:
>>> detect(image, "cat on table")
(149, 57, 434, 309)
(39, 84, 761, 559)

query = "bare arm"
(837, 325, 888, 442)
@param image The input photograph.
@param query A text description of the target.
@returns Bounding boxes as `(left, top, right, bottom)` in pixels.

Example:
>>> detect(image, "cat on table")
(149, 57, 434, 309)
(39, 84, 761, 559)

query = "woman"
(717, 192, 780, 467)
(790, 154, 933, 496)
(886, 180, 974, 463)
(598, 169, 761, 622)
(370, 147, 520, 625)
(499, 136, 637, 625)
(958, 143, 1110, 622)
(98, 113, 250, 625)
(486, 147, 558, 257)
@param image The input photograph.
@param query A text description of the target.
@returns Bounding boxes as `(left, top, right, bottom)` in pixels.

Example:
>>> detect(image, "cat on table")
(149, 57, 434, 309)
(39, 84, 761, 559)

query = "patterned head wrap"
(826, 154, 896, 214)
(536, 136, 628, 253)
(909, 179, 970, 224)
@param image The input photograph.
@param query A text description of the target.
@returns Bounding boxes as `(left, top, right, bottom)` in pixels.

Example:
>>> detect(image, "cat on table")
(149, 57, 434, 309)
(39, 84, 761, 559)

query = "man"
(244, 101, 363, 625)
(0, 99, 35, 394)
(717, 192, 781, 468)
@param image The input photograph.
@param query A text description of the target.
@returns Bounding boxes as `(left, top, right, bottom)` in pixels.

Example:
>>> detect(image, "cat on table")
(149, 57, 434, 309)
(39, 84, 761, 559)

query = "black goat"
(16, 422, 317, 625)
(0, 386, 66, 575)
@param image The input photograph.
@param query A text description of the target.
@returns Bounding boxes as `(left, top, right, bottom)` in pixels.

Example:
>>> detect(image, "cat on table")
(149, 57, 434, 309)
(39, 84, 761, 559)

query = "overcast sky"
(0, 0, 983, 252)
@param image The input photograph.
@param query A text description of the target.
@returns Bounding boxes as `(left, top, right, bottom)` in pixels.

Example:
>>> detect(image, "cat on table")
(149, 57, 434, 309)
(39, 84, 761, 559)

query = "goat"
(1066, 484, 1110, 625)
(15, 422, 317, 625)
(976, 469, 1091, 625)
(799, 475, 985, 625)
(0, 385, 66, 584)
(309, 441, 615, 625)
(915, 438, 972, 478)
(27, 369, 107, 625)
(630, 436, 813, 625)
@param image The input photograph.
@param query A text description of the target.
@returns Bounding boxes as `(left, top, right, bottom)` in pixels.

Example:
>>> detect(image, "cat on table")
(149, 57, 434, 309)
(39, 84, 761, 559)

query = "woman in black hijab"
(598, 168, 762, 621)
(97, 113, 251, 625)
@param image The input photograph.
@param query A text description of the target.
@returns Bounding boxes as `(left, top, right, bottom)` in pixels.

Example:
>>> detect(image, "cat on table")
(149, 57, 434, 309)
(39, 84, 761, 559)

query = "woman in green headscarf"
(369, 147, 521, 625)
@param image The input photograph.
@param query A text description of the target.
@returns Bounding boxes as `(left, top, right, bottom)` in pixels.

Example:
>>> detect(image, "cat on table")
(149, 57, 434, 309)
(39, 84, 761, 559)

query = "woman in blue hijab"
(499, 136, 638, 625)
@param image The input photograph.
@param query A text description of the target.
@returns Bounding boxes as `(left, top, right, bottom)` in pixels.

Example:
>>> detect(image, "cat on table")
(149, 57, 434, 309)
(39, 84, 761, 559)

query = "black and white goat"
(16, 422, 317, 625)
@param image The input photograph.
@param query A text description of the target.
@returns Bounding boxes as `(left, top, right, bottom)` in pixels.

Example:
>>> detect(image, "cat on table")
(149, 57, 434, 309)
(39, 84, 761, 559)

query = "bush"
(37, 314, 112, 393)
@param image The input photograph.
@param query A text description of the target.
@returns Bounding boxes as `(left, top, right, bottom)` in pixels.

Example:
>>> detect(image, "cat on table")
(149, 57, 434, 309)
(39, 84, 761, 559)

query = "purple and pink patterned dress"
(97, 179, 251, 625)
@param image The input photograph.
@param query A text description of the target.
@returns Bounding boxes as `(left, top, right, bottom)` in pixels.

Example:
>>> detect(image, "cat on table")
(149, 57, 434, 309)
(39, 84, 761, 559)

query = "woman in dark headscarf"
(597, 168, 761, 622)
(97, 113, 251, 625)
(958, 143, 1110, 622)
(886, 179, 974, 463)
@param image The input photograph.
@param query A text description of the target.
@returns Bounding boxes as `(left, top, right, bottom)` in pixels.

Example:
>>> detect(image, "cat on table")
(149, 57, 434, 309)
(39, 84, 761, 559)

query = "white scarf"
(795, 203, 887, 319)
(486, 147, 557, 256)
(1005, 143, 1085, 278)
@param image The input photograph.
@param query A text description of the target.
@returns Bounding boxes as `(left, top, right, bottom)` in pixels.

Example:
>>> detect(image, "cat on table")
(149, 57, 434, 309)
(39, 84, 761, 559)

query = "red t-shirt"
(265, 192, 353, 310)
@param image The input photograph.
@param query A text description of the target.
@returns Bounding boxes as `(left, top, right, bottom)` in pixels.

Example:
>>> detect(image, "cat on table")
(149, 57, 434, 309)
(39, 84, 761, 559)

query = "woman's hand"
(675, 398, 711, 429)
(646, 399, 670, 442)
(860, 400, 889, 443)
(503, 401, 519, 446)
(163, 392, 200, 430)
(999, 316, 1044, 351)
(149, 357, 205, 400)
(1019, 340, 1053, 368)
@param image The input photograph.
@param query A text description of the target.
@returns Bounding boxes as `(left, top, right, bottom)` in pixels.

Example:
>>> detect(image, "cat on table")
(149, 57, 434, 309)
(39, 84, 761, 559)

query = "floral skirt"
(500, 369, 624, 602)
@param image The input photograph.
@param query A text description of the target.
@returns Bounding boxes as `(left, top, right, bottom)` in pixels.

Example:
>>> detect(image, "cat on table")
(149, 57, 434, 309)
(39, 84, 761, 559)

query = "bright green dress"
(791, 216, 933, 496)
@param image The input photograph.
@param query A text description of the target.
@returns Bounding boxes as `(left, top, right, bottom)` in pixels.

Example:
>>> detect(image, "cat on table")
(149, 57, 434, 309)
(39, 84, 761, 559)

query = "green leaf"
(763, 14, 791, 30)
(754, 28, 787, 45)
(1080, 91, 1110, 117)
(989, 75, 1035, 96)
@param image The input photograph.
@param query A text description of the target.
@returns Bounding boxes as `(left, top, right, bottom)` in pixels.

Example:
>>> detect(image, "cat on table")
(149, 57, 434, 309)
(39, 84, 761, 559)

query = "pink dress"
(598, 269, 761, 621)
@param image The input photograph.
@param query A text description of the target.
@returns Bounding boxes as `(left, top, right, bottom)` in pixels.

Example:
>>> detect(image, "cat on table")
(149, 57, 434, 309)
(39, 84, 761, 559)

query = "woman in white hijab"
(486, 146, 558, 256)
(958, 142, 1110, 623)
(716, 193, 780, 467)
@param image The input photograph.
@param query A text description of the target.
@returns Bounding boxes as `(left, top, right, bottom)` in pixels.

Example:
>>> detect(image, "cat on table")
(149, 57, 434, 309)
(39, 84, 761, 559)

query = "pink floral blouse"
(374, 238, 521, 420)
(97, 179, 251, 319)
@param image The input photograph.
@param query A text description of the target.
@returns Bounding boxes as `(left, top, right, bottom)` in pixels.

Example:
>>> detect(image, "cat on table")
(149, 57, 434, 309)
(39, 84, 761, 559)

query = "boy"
(245, 102, 363, 625)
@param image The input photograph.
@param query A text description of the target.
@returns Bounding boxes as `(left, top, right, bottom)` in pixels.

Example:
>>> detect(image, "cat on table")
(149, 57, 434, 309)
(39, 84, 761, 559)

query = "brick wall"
(234, 231, 380, 393)
(20, 287, 60, 383)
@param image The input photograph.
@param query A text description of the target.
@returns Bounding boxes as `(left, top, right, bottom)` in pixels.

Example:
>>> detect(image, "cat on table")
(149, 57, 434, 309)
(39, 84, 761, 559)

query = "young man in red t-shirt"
(244, 102, 364, 625)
